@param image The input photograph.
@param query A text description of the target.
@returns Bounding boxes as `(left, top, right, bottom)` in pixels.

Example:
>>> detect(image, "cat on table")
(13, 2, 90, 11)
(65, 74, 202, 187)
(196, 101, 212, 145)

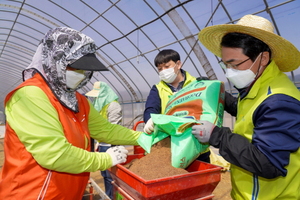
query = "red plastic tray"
(109, 154, 222, 200)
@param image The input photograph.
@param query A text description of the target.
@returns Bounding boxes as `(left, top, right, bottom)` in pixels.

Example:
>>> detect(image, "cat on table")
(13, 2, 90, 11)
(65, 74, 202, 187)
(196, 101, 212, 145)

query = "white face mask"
(225, 53, 262, 89)
(66, 70, 86, 89)
(225, 68, 256, 89)
(159, 66, 178, 83)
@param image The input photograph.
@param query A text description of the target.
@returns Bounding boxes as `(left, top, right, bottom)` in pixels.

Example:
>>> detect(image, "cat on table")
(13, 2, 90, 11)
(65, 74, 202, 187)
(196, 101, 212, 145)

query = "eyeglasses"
(219, 58, 251, 70)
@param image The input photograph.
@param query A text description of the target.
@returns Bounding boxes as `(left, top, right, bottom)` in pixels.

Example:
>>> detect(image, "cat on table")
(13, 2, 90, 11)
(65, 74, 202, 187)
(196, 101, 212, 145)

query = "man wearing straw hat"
(192, 15, 300, 199)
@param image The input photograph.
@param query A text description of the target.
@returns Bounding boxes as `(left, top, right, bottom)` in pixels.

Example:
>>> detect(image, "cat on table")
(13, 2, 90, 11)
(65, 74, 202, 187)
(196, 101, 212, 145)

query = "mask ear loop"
(175, 62, 180, 75)
(254, 52, 264, 80)
(170, 62, 179, 79)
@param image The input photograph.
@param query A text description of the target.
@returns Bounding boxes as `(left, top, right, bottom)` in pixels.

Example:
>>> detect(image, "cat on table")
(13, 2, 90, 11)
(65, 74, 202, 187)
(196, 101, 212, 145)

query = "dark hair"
(154, 49, 180, 67)
(221, 32, 271, 62)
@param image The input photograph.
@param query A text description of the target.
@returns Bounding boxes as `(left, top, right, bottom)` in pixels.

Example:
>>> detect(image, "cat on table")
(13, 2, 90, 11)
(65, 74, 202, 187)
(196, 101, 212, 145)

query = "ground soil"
(125, 137, 189, 180)
(0, 137, 232, 200)
(122, 137, 232, 200)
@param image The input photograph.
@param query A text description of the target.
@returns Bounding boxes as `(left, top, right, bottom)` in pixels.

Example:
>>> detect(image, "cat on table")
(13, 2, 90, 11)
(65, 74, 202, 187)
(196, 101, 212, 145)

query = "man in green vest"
(143, 49, 211, 162)
(194, 14, 300, 200)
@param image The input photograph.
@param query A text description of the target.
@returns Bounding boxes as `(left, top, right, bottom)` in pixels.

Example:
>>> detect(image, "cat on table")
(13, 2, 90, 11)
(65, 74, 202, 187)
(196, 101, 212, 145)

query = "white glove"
(94, 141, 99, 152)
(192, 120, 215, 143)
(106, 146, 128, 167)
(143, 118, 154, 134)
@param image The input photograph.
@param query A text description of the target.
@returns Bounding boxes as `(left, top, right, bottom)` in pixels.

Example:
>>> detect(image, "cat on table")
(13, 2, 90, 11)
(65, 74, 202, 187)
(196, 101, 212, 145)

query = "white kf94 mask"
(66, 70, 86, 89)
(159, 66, 178, 83)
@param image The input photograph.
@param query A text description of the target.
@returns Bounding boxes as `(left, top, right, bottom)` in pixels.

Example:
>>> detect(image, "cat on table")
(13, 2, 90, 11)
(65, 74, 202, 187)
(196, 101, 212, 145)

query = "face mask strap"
(253, 52, 263, 79)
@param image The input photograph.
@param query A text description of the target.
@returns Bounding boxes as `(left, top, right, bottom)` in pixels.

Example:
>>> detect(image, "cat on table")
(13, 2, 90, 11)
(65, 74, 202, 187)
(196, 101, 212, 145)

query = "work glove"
(94, 141, 99, 152)
(191, 120, 215, 143)
(143, 118, 154, 134)
(106, 146, 128, 167)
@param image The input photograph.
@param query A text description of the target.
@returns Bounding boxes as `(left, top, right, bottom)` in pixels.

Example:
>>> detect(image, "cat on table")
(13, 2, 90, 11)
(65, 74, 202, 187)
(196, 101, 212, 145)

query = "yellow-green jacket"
(232, 61, 300, 200)
(210, 61, 300, 200)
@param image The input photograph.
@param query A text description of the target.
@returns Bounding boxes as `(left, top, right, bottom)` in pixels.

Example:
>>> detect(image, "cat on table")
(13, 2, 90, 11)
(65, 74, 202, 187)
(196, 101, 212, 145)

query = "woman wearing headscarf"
(0, 27, 142, 200)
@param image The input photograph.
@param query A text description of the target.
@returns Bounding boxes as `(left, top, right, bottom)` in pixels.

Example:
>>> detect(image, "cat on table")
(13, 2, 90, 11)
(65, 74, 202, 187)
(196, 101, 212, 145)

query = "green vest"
(99, 100, 118, 120)
(231, 61, 300, 200)
(99, 104, 109, 119)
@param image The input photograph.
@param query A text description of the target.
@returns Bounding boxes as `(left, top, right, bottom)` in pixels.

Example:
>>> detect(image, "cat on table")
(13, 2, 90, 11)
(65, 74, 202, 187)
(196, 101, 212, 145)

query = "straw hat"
(198, 14, 300, 72)
(85, 81, 101, 97)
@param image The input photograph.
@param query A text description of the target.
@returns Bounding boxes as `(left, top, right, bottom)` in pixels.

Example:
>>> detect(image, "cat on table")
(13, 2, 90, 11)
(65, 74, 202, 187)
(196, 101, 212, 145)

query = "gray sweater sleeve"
(107, 101, 122, 124)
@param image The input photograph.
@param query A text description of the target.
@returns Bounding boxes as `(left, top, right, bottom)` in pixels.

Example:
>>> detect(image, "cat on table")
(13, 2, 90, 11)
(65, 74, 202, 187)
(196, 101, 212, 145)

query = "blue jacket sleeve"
(209, 94, 300, 179)
(143, 85, 161, 123)
(252, 94, 300, 175)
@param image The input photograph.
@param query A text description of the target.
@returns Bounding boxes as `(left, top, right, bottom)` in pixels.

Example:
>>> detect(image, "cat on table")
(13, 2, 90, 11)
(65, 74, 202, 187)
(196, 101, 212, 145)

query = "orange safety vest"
(0, 73, 91, 200)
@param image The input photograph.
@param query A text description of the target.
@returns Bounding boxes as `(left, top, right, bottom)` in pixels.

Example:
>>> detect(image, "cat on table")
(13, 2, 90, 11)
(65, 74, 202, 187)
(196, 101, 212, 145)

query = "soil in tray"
(124, 137, 189, 180)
